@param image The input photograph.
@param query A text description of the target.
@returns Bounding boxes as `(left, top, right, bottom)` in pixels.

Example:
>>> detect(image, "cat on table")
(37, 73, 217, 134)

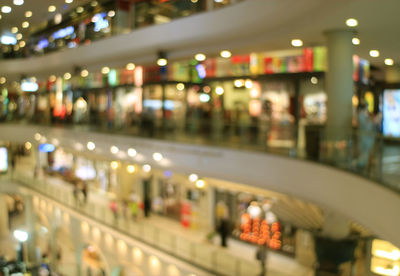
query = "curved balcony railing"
(1, 0, 246, 60)
(2, 114, 399, 193)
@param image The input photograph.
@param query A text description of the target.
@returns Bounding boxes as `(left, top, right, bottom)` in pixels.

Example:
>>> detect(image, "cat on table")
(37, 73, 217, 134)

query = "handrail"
(10, 172, 262, 276)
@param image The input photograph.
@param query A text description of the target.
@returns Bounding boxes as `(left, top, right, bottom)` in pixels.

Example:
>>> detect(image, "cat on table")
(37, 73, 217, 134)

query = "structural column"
(24, 194, 37, 265)
(325, 29, 354, 139)
(0, 194, 9, 238)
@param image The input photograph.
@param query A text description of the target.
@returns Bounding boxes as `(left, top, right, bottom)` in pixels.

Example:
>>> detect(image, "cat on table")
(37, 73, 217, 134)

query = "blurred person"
(129, 199, 139, 221)
(356, 103, 376, 171)
(82, 182, 88, 205)
(217, 218, 230, 247)
(256, 244, 268, 276)
(109, 200, 118, 223)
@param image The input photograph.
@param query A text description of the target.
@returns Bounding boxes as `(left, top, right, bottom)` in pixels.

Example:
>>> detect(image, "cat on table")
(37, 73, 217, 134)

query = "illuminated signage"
(0, 147, 8, 173)
(52, 26, 74, 39)
(21, 82, 39, 92)
(38, 144, 55, 153)
(1, 35, 17, 45)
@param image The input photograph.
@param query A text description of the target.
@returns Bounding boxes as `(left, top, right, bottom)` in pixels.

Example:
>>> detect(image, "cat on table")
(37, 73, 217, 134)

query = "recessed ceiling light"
(215, 86, 224, 95)
(22, 21, 29, 28)
(76, 6, 84, 13)
(108, 10, 115, 17)
(64, 72, 71, 80)
(153, 152, 163, 161)
(48, 5, 56, 12)
(91, 1, 98, 7)
(81, 69, 89, 77)
(1, 6, 12, 13)
(11, 27, 18, 33)
(19, 41, 25, 47)
(369, 50, 380, 58)
(176, 83, 185, 91)
(189, 174, 198, 182)
(126, 63, 135, 70)
(311, 77, 318, 84)
(13, 0, 24, 6)
(291, 39, 303, 47)
(352, 37, 360, 45)
(16, 33, 22, 40)
(384, 58, 394, 66)
(142, 164, 151, 173)
(195, 53, 206, 62)
(87, 141, 95, 151)
(128, 148, 136, 157)
(0, 77, 6, 84)
(245, 80, 253, 89)
(127, 165, 135, 174)
(65, 0, 73, 3)
(346, 18, 358, 27)
(191, 0, 198, 2)
(49, 75, 56, 82)
(220, 50, 231, 58)
(110, 146, 119, 154)
(101, 67, 110, 74)
(157, 58, 167, 66)
(54, 13, 62, 24)
(25, 11, 32, 17)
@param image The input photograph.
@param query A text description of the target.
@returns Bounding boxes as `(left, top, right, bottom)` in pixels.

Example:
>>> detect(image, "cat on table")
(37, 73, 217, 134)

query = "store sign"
(383, 90, 400, 138)
(0, 147, 8, 173)
(371, 239, 400, 276)
(52, 26, 74, 40)
(21, 81, 39, 92)
(38, 144, 55, 153)
(1, 35, 17, 45)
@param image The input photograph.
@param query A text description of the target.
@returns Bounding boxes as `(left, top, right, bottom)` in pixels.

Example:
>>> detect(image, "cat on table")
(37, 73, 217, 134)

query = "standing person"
(81, 182, 88, 205)
(143, 196, 151, 218)
(217, 218, 230, 247)
(256, 244, 268, 276)
(10, 154, 16, 175)
(109, 200, 118, 223)
(129, 199, 139, 221)
(357, 104, 376, 171)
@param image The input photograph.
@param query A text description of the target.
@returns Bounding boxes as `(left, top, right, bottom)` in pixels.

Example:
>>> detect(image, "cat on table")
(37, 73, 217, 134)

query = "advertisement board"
(383, 89, 400, 138)
(0, 147, 8, 173)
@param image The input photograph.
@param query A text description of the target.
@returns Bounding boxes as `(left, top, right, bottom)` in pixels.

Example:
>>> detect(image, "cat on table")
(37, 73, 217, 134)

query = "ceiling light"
(64, 72, 71, 80)
(48, 5, 56, 12)
(220, 50, 231, 58)
(189, 174, 198, 182)
(215, 86, 224, 95)
(126, 63, 135, 70)
(157, 58, 167, 66)
(142, 164, 151, 173)
(369, 50, 380, 58)
(176, 83, 185, 91)
(214, 0, 223, 2)
(127, 165, 135, 174)
(110, 161, 119, 170)
(195, 53, 206, 62)
(108, 10, 115, 17)
(81, 69, 89, 77)
(0, 77, 6, 84)
(87, 141, 95, 151)
(76, 6, 84, 13)
(153, 152, 163, 161)
(128, 148, 137, 157)
(196, 179, 205, 189)
(25, 142, 32, 150)
(1, 6, 12, 13)
(34, 133, 41, 141)
(11, 27, 18, 33)
(352, 37, 360, 45)
(13, 45, 19, 51)
(16, 33, 22, 40)
(234, 79, 244, 88)
(385, 58, 394, 66)
(54, 13, 62, 24)
(245, 80, 253, 89)
(19, 41, 25, 47)
(191, 0, 198, 2)
(13, 0, 24, 6)
(346, 18, 358, 27)
(110, 146, 119, 154)
(25, 11, 32, 17)
(91, 1, 98, 7)
(311, 77, 318, 84)
(49, 75, 56, 82)
(22, 21, 29, 28)
(65, 0, 73, 3)
(101, 67, 110, 74)
(291, 39, 303, 47)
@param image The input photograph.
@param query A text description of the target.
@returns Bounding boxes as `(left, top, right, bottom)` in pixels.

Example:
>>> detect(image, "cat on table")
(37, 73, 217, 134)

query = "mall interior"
(0, 0, 399, 275)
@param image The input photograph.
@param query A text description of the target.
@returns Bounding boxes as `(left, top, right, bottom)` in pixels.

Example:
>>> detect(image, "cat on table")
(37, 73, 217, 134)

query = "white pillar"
(0, 194, 9, 238)
(325, 29, 354, 139)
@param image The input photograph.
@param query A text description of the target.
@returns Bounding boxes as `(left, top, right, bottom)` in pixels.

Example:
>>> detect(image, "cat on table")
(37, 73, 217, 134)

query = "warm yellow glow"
(245, 79, 253, 89)
(215, 86, 224, 95)
(48, 5, 56, 12)
(11, 27, 18, 34)
(291, 39, 303, 47)
(142, 164, 151, 173)
(191, 0, 198, 3)
(92, 227, 101, 240)
(370, 50, 380, 57)
(220, 50, 232, 58)
(346, 18, 358, 27)
(22, 21, 29, 28)
(189, 174, 198, 182)
(47, 203, 53, 213)
(373, 265, 400, 276)
(24, 142, 32, 150)
(87, 141, 95, 151)
(25, 11, 32, 17)
(149, 255, 160, 268)
(153, 152, 163, 161)
(19, 41, 26, 47)
(195, 53, 206, 62)
(40, 199, 46, 209)
(385, 59, 394, 66)
(105, 233, 114, 246)
(76, 6, 84, 13)
(117, 240, 127, 254)
(110, 146, 119, 154)
(65, 0, 73, 3)
(352, 37, 360, 45)
(157, 58, 167, 66)
(13, 45, 19, 51)
(167, 265, 181, 276)
(132, 248, 143, 264)
(176, 83, 185, 91)
(81, 221, 89, 233)
(128, 148, 137, 157)
(49, 75, 56, 82)
(91, 1, 98, 7)
(110, 161, 119, 170)
(81, 69, 89, 77)
(108, 10, 115, 17)
(352, 95, 359, 106)
(126, 63, 136, 70)
(196, 179, 205, 189)
(63, 213, 70, 224)
(16, 33, 22, 40)
(127, 165, 136, 174)
(311, 77, 318, 84)
(101, 67, 110, 74)
(0, 77, 6, 84)
(64, 72, 71, 80)
(34, 133, 41, 141)
(374, 249, 400, 261)
(234, 79, 244, 88)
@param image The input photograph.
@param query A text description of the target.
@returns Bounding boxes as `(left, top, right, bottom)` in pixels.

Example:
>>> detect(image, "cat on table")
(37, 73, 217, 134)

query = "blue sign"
(39, 144, 55, 153)
(53, 26, 74, 39)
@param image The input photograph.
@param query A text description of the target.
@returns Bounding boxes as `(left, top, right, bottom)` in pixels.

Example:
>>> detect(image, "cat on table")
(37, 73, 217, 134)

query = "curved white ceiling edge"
(1, 123, 399, 247)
